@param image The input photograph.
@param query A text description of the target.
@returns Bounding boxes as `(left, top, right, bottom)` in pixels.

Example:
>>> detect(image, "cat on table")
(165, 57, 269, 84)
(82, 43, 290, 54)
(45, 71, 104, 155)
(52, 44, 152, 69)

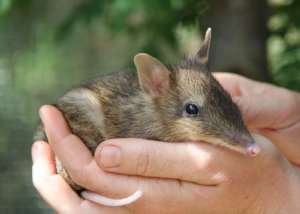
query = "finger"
(32, 141, 129, 214)
(39, 105, 142, 199)
(213, 73, 261, 128)
(213, 72, 245, 97)
(95, 138, 260, 184)
(213, 73, 263, 128)
(39, 105, 94, 178)
(215, 73, 300, 130)
(215, 73, 300, 166)
(261, 122, 300, 165)
(32, 141, 82, 212)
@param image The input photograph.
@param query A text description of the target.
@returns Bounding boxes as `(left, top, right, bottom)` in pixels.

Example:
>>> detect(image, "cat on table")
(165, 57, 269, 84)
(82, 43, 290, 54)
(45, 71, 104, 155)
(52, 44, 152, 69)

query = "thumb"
(234, 93, 300, 165)
(93, 138, 256, 185)
(232, 96, 265, 130)
(260, 122, 300, 166)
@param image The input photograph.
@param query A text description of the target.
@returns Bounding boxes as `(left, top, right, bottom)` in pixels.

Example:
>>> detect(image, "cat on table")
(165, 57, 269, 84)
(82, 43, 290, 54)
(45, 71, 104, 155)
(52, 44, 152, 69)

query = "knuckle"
(32, 165, 47, 190)
(187, 144, 216, 172)
(69, 161, 95, 187)
(56, 204, 75, 214)
(32, 177, 43, 190)
(67, 166, 89, 186)
(57, 135, 89, 184)
(135, 146, 151, 176)
(66, 165, 81, 180)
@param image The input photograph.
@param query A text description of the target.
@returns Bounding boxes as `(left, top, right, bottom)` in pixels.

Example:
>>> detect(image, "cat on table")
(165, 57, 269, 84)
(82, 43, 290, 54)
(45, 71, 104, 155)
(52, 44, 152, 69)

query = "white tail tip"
(81, 189, 143, 207)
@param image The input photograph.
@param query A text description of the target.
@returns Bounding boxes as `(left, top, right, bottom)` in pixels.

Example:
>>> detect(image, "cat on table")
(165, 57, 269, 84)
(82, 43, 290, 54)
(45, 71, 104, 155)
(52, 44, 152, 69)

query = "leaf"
(0, 0, 12, 15)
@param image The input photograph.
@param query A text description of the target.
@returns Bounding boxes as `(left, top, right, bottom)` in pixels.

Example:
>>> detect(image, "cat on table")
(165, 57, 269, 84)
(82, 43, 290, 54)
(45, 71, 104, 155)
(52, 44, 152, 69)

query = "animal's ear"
(196, 28, 211, 66)
(134, 53, 171, 97)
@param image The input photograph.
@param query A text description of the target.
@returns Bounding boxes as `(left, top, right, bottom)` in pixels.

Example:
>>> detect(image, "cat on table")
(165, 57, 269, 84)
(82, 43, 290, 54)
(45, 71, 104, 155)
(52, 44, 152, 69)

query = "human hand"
(32, 105, 300, 213)
(214, 73, 300, 165)
(32, 141, 133, 214)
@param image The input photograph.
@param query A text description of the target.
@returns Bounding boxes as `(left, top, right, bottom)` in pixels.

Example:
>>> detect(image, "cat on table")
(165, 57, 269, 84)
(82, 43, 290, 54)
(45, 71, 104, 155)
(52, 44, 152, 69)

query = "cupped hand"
(214, 73, 300, 165)
(32, 105, 300, 214)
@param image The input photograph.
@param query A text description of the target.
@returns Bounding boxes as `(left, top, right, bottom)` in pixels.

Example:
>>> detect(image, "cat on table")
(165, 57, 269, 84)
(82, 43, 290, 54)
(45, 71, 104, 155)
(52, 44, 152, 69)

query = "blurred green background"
(0, 0, 299, 213)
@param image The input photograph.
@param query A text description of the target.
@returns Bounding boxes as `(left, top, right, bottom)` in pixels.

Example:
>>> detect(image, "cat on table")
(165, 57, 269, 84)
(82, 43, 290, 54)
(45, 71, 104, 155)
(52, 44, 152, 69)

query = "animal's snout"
(236, 134, 260, 156)
(229, 133, 260, 156)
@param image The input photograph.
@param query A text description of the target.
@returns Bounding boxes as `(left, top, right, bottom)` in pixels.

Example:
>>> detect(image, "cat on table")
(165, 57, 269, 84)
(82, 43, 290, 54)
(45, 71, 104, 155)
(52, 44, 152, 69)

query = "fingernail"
(32, 142, 41, 163)
(99, 145, 121, 168)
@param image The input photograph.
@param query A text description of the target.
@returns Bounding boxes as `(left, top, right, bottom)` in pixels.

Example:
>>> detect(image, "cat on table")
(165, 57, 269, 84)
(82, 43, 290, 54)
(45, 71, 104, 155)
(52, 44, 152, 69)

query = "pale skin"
(32, 73, 300, 214)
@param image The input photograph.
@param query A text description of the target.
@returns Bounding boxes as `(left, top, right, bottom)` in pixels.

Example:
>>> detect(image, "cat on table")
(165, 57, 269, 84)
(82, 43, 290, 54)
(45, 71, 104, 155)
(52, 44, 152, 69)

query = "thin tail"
(81, 190, 143, 207)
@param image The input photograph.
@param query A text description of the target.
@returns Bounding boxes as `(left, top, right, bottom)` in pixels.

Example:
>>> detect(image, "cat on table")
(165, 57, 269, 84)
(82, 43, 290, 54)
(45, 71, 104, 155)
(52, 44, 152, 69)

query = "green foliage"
(1, 0, 300, 90)
(268, 0, 300, 91)
(0, 0, 12, 14)
(57, 0, 208, 57)
(0, 0, 32, 15)
(54, 0, 300, 91)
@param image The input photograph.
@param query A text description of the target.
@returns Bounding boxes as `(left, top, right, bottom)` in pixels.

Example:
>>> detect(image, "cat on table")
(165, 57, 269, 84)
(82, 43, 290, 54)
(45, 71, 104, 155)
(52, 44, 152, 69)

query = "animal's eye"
(185, 103, 199, 116)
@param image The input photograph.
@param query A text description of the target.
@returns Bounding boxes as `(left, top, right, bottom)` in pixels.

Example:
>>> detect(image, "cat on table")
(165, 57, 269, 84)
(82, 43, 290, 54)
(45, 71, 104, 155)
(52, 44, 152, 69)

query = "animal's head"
(133, 28, 259, 156)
